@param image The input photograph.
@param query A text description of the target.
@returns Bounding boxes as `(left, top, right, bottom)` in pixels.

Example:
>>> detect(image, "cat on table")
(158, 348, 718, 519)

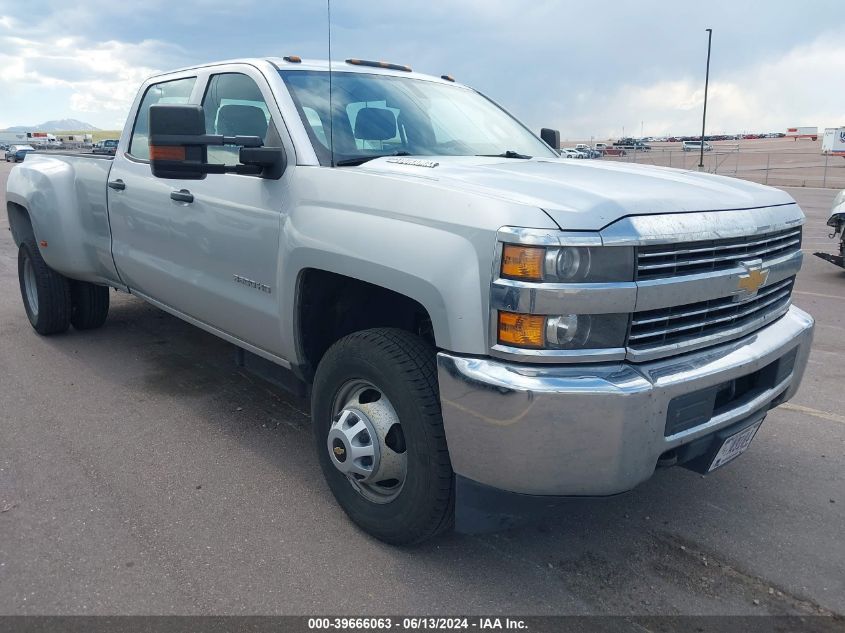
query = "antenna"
(327, 0, 335, 167)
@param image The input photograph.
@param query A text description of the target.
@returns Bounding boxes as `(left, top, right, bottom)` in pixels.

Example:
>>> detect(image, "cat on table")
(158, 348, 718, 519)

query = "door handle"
(170, 189, 194, 203)
(108, 179, 126, 191)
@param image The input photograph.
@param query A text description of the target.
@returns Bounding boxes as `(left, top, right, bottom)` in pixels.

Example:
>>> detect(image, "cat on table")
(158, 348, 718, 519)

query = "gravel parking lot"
(0, 158, 842, 616)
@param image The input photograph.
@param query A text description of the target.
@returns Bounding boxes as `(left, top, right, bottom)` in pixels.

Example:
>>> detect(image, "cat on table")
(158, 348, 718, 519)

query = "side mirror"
(239, 146, 287, 180)
(540, 128, 560, 152)
(148, 104, 286, 180)
(149, 104, 208, 179)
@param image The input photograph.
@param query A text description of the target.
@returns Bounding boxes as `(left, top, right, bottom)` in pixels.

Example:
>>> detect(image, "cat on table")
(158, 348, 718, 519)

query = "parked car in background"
(574, 143, 600, 158)
(683, 140, 713, 152)
(92, 139, 119, 155)
(594, 142, 626, 156)
(560, 148, 583, 159)
(562, 147, 588, 159)
(4, 144, 36, 162)
(613, 138, 651, 151)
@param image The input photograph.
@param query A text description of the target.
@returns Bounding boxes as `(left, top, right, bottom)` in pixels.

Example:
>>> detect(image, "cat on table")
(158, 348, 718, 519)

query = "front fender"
(281, 219, 484, 357)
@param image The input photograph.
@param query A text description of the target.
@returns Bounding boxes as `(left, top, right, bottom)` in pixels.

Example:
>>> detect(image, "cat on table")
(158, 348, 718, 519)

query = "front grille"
(637, 227, 802, 280)
(628, 277, 794, 351)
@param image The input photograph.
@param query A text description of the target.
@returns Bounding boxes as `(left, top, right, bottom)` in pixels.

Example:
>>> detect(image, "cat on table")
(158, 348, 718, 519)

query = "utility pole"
(699, 28, 713, 169)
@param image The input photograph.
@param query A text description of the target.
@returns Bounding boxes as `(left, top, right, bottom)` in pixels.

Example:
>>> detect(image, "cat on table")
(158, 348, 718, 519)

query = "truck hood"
(359, 156, 796, 231)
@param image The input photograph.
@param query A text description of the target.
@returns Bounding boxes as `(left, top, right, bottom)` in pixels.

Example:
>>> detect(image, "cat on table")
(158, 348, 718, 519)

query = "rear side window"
(128, 76, 196, 160)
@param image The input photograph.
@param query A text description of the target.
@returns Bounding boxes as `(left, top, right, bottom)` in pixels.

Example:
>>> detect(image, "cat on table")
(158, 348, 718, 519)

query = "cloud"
(0, 0, 843, 134)
(0, 34, 185, 127)
(558, 32, 845, 139)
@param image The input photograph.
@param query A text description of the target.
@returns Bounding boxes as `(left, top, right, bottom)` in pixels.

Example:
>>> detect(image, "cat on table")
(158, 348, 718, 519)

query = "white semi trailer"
(0, 131, 60, 147)
(786, 126, 818, 141)
(822, 127, 845, 156)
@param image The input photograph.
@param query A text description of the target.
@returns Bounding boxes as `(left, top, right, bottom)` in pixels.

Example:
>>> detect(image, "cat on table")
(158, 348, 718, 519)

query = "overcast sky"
(1, 0, 844, 138)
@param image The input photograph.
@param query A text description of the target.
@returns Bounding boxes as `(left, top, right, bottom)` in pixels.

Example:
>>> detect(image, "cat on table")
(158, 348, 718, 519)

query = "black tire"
(312, 328, 454, 545)
(17, 239, 71, 335)
(70, 281, 109, 330)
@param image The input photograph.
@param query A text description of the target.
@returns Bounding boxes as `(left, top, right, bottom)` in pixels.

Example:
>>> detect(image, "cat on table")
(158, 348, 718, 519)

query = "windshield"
(279, 70, 556, 166)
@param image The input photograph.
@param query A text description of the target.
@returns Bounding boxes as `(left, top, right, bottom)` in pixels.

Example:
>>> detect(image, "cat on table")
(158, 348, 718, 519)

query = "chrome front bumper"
(437, 305, 814, 497)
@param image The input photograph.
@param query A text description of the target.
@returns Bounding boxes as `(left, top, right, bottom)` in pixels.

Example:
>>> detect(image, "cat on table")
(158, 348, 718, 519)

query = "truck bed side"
(6, 153, 124, 287)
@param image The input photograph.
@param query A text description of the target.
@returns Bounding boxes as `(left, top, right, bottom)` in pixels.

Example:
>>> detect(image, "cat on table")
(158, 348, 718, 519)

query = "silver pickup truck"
(6, 57, 814, 544)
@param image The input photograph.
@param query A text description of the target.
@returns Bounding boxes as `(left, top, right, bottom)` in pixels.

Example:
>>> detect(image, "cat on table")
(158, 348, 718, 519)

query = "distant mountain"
(2, 119, 100, 132)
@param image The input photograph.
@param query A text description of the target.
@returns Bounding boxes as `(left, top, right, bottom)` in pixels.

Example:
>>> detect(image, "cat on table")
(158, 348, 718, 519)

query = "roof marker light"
(283, 55, 302, 63)
(345, 58, 412, 72)
(441, 74, 455, 82)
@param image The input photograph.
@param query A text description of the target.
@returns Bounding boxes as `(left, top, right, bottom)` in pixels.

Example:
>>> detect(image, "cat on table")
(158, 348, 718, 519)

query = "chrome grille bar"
(629, 277, 794, 348)
(637, 228, 801, 279)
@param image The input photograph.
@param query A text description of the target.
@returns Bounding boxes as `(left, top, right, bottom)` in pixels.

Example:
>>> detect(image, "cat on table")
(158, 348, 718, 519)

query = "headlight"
(498, 311, 628, 350)
(501, 245, 634, 283)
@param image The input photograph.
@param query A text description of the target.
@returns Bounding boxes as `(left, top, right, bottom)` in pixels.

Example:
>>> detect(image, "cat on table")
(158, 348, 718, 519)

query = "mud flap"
(454, 475, 581, 534)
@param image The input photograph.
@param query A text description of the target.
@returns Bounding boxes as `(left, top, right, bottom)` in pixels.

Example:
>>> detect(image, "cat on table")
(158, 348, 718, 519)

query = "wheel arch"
(293, 267, 443, 380)
(6, 201, 35, 247)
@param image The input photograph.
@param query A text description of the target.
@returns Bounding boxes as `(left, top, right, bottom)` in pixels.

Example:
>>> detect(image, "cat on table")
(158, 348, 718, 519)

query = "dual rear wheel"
(17, 238, 109, 335)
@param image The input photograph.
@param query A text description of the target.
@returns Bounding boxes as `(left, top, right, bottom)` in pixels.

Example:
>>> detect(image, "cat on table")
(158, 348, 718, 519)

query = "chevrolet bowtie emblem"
(736, 260, 769, 301)
(333, 446, 346, 457)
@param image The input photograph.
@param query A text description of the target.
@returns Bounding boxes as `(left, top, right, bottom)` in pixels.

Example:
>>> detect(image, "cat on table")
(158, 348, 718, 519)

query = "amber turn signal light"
(149, 145, 186, 161)
(501, 245, 545, 281)
(498, 311, 545, 348)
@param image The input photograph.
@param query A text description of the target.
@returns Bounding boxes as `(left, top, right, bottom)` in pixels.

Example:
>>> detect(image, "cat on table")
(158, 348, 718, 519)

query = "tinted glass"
(129, 77, 197, 160)
(128, 76, 196, 160)
(280, 70, 555, 165)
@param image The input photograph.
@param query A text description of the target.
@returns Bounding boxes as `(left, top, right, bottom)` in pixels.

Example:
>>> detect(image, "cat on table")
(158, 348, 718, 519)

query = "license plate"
(708, 421, 762, 472)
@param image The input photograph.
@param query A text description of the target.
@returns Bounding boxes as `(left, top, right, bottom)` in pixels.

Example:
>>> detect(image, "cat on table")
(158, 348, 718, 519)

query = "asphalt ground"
(0, 158, 842, 616)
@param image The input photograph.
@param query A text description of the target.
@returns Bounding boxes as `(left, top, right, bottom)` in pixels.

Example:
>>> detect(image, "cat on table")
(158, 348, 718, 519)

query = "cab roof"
(150, 57, 466, 88)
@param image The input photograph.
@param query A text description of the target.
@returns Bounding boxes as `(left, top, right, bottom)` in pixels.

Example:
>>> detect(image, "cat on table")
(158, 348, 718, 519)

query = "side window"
(202, 73, 276, 166)
(128, 76, 196, 160)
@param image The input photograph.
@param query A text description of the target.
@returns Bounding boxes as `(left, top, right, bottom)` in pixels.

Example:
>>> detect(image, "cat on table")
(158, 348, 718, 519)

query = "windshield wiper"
(477, 150, 532, 159)
(335, 151, 412, 167)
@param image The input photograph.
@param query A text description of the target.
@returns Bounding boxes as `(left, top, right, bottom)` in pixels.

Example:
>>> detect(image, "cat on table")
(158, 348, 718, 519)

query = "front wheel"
(18, 239, 71, 335)
(312, 328, 454, 545)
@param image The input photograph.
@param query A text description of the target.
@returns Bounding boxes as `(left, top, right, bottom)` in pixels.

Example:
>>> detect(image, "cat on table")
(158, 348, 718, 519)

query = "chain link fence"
(598, 146, 845, 189)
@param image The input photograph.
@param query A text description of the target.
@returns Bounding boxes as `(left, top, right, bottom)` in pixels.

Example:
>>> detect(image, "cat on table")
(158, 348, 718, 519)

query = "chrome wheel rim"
(328, 380, 407, 504)
(23, 255, 38, 318)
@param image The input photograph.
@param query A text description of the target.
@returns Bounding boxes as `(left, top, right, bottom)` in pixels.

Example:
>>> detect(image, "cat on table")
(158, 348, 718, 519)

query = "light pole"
(699, 28, 713, 169)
